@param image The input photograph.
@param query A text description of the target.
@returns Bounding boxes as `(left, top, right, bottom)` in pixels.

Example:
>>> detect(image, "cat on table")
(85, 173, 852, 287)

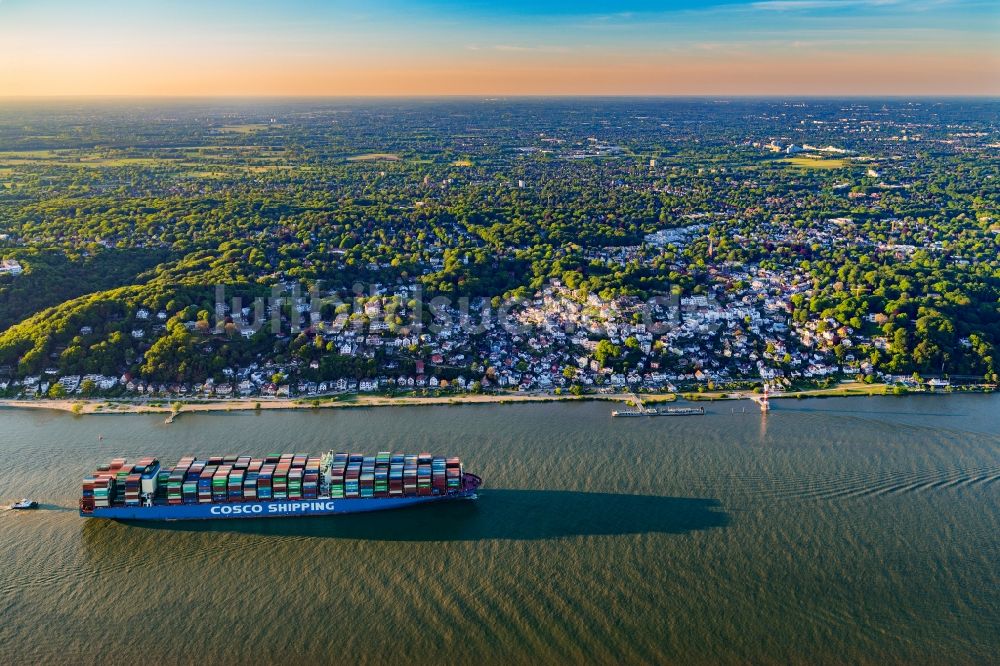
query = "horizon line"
(1, 93, 998, 101)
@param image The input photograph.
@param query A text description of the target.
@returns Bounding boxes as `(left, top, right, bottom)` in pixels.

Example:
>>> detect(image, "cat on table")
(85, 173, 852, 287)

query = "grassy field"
(778, 381, 888, 397)
(217, 123, 273, 134)
(0, 149, 60, 159)
(184, 170, 228, 179)
(781, 155, 849, 169)
(0, 144, 299, 170)
(347, 153, 401, 162)
(0, 152, 171, 168)
(76, 157, 168, 167)
(680, 381, 890, 401)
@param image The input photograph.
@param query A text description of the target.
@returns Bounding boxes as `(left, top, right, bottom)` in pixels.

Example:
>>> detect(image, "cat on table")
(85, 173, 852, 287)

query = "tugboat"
(10, 498, 38, 510)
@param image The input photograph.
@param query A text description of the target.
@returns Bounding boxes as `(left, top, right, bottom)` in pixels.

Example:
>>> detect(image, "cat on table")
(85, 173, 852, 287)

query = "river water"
(0, 395, 997, 665)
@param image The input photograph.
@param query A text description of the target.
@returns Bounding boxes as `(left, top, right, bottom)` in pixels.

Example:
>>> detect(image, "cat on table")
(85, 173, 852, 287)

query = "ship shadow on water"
(112, 490, 729, 541)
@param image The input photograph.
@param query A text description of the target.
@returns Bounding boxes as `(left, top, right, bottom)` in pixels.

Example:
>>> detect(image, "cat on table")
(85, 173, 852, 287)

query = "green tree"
(594, 340, 621, 366)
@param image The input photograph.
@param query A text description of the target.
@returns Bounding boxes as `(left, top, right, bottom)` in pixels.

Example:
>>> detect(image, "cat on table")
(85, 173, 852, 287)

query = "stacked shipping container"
(389, 453, 404, 496)
(81, 451, 467, 512)
(328, 453, 348, 498)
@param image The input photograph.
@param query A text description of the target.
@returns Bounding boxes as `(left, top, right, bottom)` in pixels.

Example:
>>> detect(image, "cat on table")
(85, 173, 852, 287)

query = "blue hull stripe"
(82, 492, 476, 521)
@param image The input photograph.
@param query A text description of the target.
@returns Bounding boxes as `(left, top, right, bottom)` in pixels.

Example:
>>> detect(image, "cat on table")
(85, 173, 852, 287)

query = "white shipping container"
(141, 475, 159, 495)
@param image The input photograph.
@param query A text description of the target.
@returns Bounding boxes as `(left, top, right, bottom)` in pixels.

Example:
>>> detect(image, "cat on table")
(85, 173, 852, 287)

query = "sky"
(0, 0, 997, 96)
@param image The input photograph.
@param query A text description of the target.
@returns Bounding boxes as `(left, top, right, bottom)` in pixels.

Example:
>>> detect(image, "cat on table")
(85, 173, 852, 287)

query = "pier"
(612, 391, 704, 417)
(611, 391, 652, 417)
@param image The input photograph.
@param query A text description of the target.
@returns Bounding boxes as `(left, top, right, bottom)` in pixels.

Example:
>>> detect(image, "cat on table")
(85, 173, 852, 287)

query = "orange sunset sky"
(1, 0, 997, 96)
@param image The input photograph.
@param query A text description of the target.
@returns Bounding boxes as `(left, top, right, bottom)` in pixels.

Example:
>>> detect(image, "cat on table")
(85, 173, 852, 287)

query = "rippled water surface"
(1, 395, 998, 665)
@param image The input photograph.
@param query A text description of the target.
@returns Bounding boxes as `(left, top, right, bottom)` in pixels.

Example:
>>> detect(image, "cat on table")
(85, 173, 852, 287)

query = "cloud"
(493, 44, 571, 53)
(752, 0, 901, 9)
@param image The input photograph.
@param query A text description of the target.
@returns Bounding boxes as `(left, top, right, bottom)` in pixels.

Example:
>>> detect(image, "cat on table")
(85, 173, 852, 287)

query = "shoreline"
(0, 382, 990, 418)
(0, 391, 635, 418)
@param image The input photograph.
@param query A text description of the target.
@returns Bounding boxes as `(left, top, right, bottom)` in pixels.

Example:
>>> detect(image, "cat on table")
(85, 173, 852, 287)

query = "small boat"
(10, 498, 38, 510)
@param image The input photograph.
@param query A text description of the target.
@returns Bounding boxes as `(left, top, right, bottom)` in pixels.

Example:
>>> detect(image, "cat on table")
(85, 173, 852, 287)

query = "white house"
(0, 259, 23, 275)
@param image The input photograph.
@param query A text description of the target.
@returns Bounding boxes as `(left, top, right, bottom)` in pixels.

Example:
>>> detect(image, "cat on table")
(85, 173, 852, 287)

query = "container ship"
(79, 452, 481, 521)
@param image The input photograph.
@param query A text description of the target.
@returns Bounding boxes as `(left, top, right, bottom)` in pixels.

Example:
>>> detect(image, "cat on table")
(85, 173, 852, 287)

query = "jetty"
(654, 406, 705, 416)
(612, 392, 704, 417)
(611, 409, 650, 417)
(612, 391, 650, 417)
